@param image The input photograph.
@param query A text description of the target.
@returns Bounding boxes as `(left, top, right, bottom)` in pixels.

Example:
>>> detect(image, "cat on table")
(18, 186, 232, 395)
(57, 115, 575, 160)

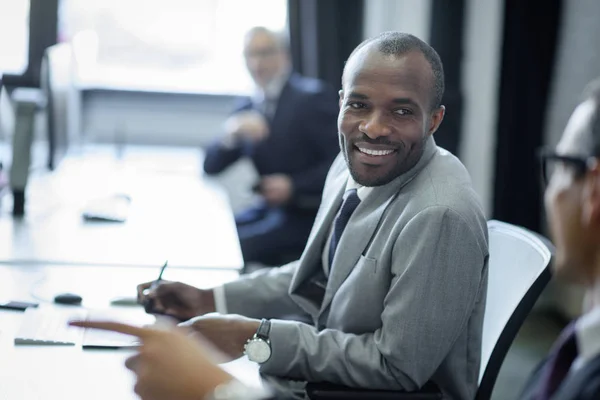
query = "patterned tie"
(536, 322, 578, 400)
(328, 189, 361, 268)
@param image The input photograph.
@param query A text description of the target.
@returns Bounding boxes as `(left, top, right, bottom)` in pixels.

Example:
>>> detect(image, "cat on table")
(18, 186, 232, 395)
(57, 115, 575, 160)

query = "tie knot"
(340, 189, 360, 216)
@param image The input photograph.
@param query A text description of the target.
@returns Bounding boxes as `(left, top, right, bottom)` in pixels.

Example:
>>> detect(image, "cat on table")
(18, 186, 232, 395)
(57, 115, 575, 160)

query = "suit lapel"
(269, 77, 293, 124)
(318, 138, 438, 315)
(288, 165, 347, 314)
(318, 182, 399, 314)
(551, 354, 600, 400)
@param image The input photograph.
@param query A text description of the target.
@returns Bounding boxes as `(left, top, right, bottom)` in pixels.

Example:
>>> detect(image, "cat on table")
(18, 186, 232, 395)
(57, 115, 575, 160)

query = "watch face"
(245, 339, 271, 363)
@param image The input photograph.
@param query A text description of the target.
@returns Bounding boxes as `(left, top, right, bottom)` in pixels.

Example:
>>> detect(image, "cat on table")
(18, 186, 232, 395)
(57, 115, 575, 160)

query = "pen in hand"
(154, 260, 168, 286)
(144, 260, 168, 314)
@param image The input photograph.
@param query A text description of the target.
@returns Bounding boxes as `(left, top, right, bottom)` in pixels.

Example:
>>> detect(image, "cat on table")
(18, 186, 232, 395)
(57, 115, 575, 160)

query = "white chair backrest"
(479, 220, 553, 382)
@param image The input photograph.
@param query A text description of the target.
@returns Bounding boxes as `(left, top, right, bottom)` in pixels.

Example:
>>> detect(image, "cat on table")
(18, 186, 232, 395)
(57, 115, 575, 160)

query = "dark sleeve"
(203, 100, 253, 175)
(575, 361, 600, 400)
(289, 89, 340, 207)
(203, 139, 247, 175)
(582, 381, 600, 400)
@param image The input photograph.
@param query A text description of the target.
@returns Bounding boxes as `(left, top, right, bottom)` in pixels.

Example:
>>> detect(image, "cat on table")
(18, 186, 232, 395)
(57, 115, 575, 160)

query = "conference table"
(0, 145, 261, 398)
(0, 264, 263, 400)
(0, 145, 243, 270)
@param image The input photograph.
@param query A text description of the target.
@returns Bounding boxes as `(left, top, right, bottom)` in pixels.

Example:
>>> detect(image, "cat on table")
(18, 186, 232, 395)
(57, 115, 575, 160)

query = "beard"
(340, 132, 428, 187)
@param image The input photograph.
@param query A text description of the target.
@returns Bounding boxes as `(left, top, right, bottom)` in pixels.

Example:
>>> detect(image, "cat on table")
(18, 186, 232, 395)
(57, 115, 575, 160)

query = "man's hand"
(69, 320, 234, 400)
(224, 111, 269, 144)
(179, 314, 261, 360)
(137, 281, 215, 321)
(259, 174, 293, 206)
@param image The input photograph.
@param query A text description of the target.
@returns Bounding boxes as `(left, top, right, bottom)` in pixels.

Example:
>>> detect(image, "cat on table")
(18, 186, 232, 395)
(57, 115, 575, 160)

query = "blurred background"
(0, 1, 599, 398)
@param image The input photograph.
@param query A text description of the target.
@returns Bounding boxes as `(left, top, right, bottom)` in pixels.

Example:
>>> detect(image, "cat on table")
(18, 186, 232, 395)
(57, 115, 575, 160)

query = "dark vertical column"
(428, 0, 465, 158)
(288, 0, 364, 89)
(27, 0, 59, 87)
(493, 0, 563, 232)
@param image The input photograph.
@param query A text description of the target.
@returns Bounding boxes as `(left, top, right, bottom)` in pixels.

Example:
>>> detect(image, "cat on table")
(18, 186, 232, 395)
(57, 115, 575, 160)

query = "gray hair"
(244, 26, 289, 52)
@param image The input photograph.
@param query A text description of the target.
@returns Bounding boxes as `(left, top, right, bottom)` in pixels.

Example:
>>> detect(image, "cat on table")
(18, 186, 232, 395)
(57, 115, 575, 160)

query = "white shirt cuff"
(213, 286, 228, 314)
(205, 379, 270, 400)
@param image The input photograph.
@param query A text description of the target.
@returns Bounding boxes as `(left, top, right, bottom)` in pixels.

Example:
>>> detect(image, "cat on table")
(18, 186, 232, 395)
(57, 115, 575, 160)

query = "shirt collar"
(576, 306, 600, 364)
(252, 68, 291, 105)
(345, 178, 372, 201)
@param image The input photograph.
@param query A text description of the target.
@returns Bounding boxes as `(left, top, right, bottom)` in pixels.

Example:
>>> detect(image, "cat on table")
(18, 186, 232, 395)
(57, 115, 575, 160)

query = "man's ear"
(582, 160, 600, 227)
(338, 90, 344, 109)
(428, 105, 446, 136)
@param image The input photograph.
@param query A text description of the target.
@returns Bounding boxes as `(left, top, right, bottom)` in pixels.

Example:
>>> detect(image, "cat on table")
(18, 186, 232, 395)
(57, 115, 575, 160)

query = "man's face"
(243, 32, 288, 88)
(545, 99, 599, 283)
(338, 48, 444, 187)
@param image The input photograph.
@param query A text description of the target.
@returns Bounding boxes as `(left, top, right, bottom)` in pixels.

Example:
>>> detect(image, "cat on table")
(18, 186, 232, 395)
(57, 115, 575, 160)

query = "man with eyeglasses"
(203, 26, 340, 270)
(521, 79, 600, 399)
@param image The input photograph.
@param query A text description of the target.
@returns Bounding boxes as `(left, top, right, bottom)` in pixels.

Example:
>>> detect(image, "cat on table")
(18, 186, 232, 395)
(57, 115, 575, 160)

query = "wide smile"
(356, 146, 395, 156)
(353, 145, 398, 164)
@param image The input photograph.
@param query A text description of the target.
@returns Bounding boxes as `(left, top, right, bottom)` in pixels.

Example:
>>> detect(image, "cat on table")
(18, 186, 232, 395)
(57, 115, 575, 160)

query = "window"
(0, 0, 30, 75)
(59, 0, 288, 94)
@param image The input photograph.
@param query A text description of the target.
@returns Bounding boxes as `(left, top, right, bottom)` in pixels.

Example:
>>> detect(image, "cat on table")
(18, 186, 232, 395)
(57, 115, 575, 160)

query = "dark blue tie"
(328, 189, 361, 268)
(294, 189, 361, 306)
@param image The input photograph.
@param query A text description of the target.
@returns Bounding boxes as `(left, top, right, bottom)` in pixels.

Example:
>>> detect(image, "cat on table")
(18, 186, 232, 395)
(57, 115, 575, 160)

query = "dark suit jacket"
(203, 73, 340, 212)
(521, 354, 600, 400)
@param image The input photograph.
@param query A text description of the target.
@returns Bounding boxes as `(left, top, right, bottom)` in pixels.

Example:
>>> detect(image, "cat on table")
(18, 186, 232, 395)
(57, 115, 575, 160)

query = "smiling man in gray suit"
(137, 32, 489, 400)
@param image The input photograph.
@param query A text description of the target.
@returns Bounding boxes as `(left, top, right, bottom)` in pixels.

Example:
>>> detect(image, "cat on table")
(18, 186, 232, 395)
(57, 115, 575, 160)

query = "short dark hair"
(583, 78, 600, 157)
(343, 32, 445, 110)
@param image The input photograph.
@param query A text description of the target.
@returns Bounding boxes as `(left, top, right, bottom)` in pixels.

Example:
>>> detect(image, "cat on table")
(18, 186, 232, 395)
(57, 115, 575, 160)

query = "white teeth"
(357, 147, 394, 156)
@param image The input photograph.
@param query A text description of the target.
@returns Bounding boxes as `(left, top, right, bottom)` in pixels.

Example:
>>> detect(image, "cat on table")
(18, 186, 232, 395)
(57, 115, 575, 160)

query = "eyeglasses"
(244, 47, 280, 60)
(537, 148, 598, 186)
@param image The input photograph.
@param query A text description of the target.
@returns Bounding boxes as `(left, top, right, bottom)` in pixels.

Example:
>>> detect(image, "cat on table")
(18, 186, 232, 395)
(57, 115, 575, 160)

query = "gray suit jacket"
(223, 137, 489, 399)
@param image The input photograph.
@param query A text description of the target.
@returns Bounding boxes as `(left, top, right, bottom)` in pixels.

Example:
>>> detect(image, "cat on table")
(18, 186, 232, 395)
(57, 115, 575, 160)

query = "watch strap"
(256, 318, 271, 340)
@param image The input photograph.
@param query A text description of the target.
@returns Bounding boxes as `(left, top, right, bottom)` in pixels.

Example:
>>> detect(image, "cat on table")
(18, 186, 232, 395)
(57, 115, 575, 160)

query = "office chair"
(305, 220, 554, 400)
(41, 43, 73, 171)
(8, 44, 72, 215)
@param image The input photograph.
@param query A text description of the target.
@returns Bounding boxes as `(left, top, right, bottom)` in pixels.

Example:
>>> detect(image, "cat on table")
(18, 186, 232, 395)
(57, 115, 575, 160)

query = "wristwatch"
(244, 318, 272, 364)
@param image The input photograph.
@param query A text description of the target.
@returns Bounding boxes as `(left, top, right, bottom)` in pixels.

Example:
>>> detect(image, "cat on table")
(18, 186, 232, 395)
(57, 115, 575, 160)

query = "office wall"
(544, 0, 600, 147)
(363, 0, 431, 41)
(459, 0, 504, 216)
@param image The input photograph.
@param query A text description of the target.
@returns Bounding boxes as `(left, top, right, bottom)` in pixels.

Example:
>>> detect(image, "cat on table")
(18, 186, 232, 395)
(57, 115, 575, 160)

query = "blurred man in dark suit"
(204, 27, 339, 268)
(521, 79, 600, 399)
